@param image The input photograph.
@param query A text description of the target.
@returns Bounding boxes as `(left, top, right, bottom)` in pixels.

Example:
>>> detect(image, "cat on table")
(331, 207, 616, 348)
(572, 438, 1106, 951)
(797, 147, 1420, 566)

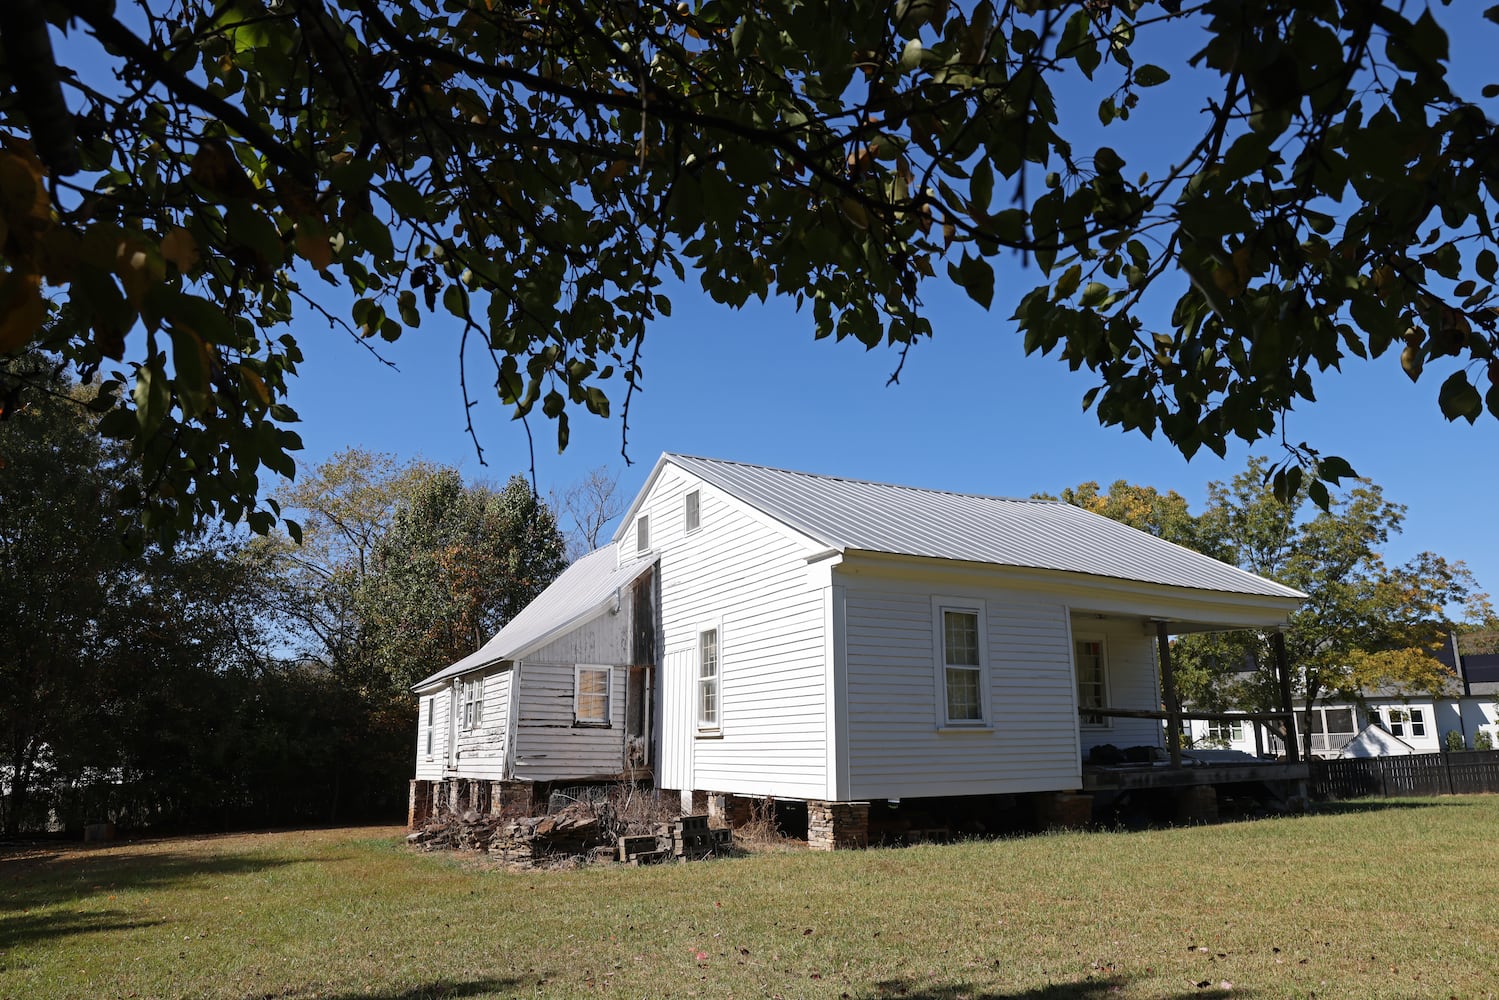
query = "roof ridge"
(668, 453, 1057, 505)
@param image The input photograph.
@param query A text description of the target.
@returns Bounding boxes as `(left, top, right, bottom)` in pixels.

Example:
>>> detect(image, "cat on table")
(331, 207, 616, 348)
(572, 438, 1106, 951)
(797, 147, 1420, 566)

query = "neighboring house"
(1187, 682, 1499, 759)
(411, 454, 1306, 845)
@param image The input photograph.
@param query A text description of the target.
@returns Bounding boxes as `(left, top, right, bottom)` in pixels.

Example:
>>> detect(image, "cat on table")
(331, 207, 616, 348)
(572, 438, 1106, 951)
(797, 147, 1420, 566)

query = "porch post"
(1155, 620, 1182, 768)
(1272, 630, 1299, 764)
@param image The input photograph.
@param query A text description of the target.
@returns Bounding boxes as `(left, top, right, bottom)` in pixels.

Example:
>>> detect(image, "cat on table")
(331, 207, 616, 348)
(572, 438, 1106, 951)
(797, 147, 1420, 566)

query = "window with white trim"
(685, 490, 701, 532)
(574, 665, 611, 725)
(1204, 719, 1245, 745)
(1074, 636, 1110, 727)
(1384, 706, 1426, 739)
(933, 599, 988, 726)
(460, 675, 484, 730)
(1303, 706, 1357, 752)
(424, 697, 435, 757)
(637, 514, 650, 552)
(698, 627, 720, 730)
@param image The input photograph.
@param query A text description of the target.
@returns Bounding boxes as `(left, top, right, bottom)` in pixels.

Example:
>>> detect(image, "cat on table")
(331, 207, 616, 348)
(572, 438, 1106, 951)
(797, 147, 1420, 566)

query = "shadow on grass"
(1, 849, 323, 950)
(860, 977, 1254, 999)
(1310, 798, 1460, 817)
(271, 978, 521, 1000)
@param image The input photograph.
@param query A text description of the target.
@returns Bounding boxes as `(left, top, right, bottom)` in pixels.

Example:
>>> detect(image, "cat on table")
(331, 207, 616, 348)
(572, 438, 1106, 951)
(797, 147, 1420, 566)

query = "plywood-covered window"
(698, 627, 720, 731)
(460, 675, 484, 730)
(685, 489, 701, 533)
(1074, 636, 1110, 727)
(575, 665, 611, 725)
(933, 598, 988, 727)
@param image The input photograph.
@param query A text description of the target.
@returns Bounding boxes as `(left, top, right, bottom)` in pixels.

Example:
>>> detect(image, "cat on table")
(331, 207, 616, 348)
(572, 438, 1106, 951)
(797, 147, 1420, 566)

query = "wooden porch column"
(1272, 630, 1299, 764)
(1155, 620, 1182, 768)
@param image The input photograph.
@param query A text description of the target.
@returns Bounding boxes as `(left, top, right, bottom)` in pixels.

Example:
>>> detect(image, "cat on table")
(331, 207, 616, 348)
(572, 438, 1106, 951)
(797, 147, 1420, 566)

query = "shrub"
(1476, 730, 1495, 752)
(1446, 730, 1467, 752)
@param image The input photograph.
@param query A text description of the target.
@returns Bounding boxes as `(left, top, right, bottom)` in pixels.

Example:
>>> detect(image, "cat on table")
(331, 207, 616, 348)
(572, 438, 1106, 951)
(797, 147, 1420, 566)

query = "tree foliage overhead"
(3, 1, 1499, 535)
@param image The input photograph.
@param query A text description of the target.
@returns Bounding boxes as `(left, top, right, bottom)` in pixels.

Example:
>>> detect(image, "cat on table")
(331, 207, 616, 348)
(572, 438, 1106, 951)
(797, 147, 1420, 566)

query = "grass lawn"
(3, 797, 1497, 999)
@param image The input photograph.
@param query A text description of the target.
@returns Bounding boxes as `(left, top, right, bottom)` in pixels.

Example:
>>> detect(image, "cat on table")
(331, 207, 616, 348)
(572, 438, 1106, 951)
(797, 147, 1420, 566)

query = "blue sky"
(278, 7, 1499, 603)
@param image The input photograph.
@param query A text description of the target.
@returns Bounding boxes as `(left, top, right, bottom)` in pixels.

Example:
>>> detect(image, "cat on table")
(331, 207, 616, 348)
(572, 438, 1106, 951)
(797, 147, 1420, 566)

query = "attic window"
(685, 490, 701, 533)
(637, 514, 650, 552)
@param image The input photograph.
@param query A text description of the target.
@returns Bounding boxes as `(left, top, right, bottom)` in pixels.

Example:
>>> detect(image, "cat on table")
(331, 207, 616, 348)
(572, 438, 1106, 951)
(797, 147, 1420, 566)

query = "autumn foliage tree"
(4, 2, 1499, 538)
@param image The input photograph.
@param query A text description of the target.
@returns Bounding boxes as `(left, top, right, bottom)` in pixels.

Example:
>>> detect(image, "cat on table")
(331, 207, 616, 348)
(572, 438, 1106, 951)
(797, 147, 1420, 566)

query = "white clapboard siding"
(1073, 616, 1162, 753)
(414, 686, 450, 781)
(511, 660, 627, 781)
(843, 583, 1082, 799)
(645, 465, 830, 799)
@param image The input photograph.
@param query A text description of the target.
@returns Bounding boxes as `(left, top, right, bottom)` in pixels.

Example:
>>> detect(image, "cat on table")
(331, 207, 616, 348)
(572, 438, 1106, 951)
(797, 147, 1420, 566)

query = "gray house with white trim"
(410, 454, 1305, 844)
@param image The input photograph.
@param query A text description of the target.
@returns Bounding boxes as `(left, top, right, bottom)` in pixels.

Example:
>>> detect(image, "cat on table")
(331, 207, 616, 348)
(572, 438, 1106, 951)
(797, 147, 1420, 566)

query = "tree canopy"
(3, 1, 1499, 537)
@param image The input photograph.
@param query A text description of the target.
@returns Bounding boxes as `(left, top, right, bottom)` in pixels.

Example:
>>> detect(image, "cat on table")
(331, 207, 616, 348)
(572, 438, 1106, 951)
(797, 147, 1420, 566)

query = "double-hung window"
(698, 627, 720, 731)
(1074, 635, 1110, 727)
(460, 675, 484, 730)
(424, 697, 435, 757)
(575, 665, 611, 725)
(1205, 718, 1244, 744)
(934, 599, 988, 726)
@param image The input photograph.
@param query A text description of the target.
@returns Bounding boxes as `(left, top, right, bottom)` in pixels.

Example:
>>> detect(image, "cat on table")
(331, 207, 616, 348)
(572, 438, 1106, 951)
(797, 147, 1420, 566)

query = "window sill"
(695, 729, 724, 740)
(573, 721, 612, 729)
(937, 725, 995, 735)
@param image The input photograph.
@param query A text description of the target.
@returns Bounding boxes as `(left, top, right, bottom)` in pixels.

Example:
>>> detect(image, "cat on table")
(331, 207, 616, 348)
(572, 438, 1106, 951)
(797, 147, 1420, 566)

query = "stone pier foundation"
(808, 800, 869, 850)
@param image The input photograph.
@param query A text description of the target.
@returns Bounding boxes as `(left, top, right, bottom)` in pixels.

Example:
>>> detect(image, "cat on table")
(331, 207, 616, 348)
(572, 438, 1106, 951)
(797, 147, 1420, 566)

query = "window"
(1205, 719, 1245, 745)
(698, 627, 719, 730)
(574, 666, 611, 725)
(1384, 706, 1426, 739)
(637, 514, 650, 552)
(460, 675, 484, 730)
(1305, 706, 1357, 752)
(1074, 636, 1109, 727)
(933, 599, 988, 726)
(685, 490, 701, 532)
(424, 697, 435, 757)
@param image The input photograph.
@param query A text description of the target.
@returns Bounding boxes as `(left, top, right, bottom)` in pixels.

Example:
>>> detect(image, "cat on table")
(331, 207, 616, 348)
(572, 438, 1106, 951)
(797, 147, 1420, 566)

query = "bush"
(1446, 730, 1467, 752)
(1476, 730, 1495, 752)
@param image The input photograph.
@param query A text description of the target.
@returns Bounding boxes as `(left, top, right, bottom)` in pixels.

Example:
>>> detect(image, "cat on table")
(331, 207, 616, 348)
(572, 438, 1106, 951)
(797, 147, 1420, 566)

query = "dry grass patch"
(3, 798, 1498, 999)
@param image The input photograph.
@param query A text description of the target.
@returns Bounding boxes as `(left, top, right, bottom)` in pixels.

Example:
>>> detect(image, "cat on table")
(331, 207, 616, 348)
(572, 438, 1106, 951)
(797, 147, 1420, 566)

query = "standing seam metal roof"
(665, 454, 1304, 600)
(411, 543, 655, 690)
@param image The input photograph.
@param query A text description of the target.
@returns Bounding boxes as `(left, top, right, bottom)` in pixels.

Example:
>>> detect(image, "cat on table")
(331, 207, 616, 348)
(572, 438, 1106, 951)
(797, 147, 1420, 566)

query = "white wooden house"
(410, 454, 1307, 844)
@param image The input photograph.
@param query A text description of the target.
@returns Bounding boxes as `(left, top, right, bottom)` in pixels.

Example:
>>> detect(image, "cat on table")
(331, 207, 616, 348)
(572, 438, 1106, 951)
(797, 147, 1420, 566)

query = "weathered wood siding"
(447, 667, 512, 779)
(512, 661, 628, 781)
(414, 687, 450, 781)
(646, 466, 829, 799)
(510, 607, 635, 782)
(1073, 615, 1163, 753)
(841, 580, 1082, 798)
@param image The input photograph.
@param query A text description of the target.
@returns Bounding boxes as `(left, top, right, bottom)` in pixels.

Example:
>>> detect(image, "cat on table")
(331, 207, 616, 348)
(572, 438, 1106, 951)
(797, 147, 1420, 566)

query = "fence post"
(1378, 757, 1389, 797)
(1444, 750, 1455, 795)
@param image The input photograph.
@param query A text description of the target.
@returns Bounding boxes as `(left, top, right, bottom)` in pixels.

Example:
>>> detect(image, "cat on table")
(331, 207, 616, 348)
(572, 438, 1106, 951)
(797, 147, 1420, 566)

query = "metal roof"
(412, 543, 655, 691)
(664, 454, 1305, 600)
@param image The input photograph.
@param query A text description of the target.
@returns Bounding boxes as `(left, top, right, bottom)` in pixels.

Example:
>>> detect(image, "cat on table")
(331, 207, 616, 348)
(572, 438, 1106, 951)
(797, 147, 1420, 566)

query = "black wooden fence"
(1309, 750, 1499, 800)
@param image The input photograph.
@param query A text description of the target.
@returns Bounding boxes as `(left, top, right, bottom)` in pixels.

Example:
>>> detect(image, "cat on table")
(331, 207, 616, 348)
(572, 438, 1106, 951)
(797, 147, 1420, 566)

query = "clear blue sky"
(276, 7, 1499, 604)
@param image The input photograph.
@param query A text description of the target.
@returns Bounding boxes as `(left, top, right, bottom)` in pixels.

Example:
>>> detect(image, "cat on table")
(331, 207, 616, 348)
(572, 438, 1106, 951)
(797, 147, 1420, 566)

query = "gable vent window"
(637, 514, 650, 552)
(685, 490, 701, 533)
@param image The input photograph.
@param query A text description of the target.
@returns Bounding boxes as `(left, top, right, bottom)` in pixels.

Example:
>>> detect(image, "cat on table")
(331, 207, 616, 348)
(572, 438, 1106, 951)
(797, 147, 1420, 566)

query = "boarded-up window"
(575, 665, 611, 725)
(698, 628, 719, 729)
(685, 490, 701, 532)
(943, 610, 982, 722)
(1075, 637, 1109, 726)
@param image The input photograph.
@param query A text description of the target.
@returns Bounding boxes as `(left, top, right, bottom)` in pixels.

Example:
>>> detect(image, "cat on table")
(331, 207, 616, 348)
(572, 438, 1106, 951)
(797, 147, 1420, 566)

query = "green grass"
(3, 797, 1498, 999)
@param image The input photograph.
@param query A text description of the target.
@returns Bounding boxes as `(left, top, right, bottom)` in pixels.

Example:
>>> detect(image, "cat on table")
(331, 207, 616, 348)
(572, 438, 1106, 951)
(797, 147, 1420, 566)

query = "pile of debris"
(406, 805, 732, 869)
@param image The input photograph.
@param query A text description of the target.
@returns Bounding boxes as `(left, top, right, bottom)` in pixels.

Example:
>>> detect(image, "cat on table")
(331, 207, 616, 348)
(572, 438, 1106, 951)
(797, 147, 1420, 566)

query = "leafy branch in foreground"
(3, 1, 1499, 538)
